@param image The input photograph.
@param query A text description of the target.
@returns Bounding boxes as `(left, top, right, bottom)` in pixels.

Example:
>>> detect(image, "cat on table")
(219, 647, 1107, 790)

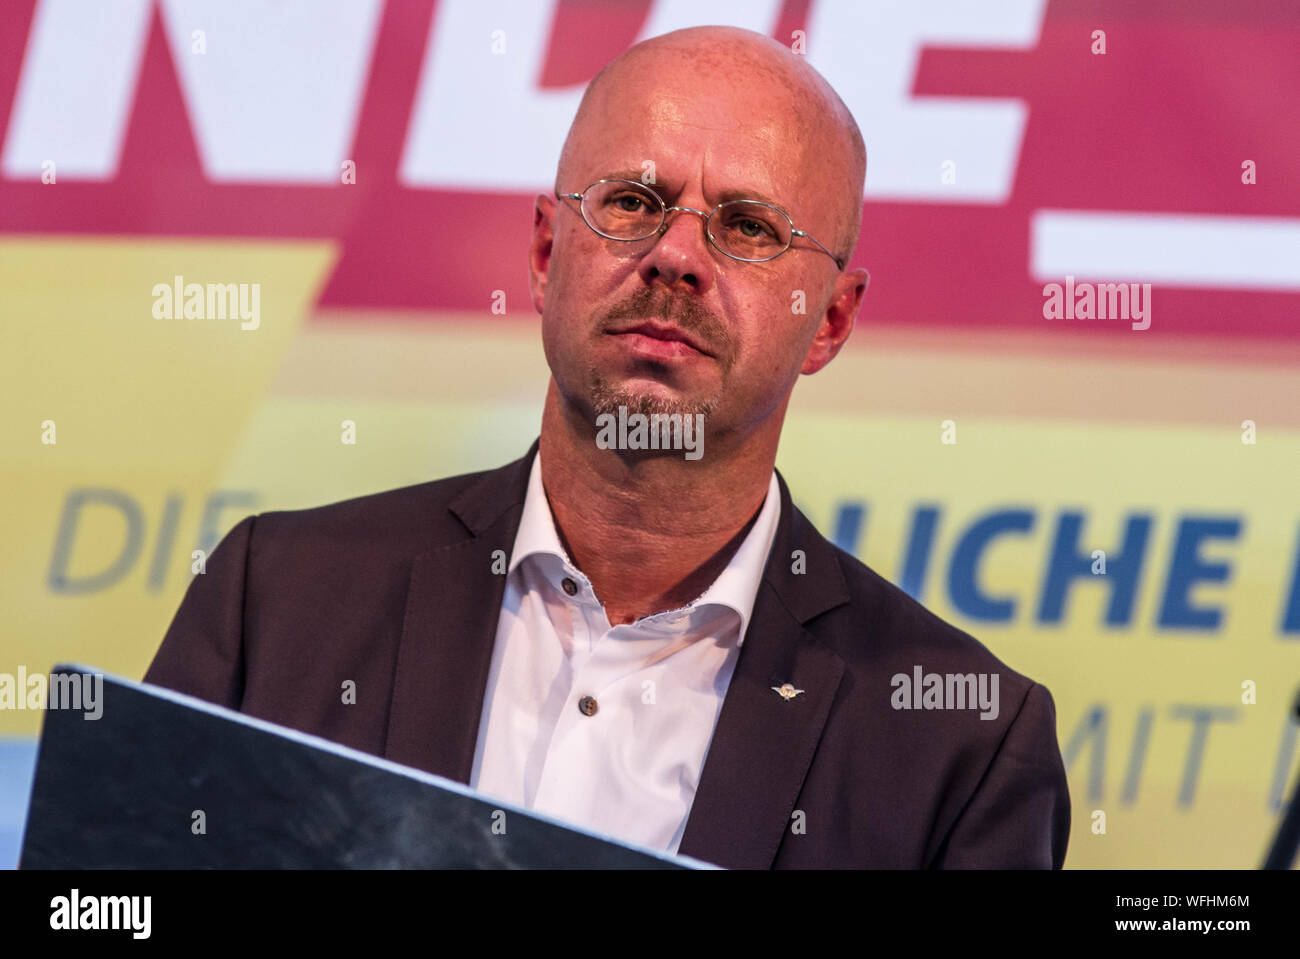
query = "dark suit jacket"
(145, 439, 1071, 868)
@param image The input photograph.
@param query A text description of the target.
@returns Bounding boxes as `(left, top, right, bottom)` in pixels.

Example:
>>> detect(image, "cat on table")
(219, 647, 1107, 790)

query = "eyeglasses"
(556, 178, 845, 270)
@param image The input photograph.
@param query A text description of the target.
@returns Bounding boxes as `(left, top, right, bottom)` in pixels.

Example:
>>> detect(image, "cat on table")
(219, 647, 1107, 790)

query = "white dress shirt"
(468, 449, 781, 855)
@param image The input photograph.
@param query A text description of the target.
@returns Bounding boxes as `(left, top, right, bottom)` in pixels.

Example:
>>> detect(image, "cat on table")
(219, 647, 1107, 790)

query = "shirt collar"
(508, 448, 781, 644)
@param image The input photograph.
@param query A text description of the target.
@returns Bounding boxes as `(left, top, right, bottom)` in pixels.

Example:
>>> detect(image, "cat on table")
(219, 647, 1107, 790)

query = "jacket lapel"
(677, 472, 850, 869)
(383, 441, 537, 781)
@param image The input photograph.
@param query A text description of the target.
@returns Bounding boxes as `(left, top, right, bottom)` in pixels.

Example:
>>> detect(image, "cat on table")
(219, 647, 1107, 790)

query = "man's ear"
(529, 194, 557, 314)
(801, 267, 869, 375)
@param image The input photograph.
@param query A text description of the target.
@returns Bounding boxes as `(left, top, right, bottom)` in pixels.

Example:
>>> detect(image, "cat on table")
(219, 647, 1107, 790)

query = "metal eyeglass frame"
(556, 178, 845, 271)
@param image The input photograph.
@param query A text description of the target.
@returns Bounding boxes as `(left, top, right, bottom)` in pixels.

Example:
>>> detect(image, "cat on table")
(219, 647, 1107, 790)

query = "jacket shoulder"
(820, 539, 1036, 692)
(247, 457, 524, 557)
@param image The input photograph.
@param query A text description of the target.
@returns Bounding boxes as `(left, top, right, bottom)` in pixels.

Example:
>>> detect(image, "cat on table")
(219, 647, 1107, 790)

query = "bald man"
(146, 26, 1071, 869)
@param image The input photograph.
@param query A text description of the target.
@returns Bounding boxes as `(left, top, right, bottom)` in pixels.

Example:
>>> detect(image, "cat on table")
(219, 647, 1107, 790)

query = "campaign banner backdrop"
(2, 0, 1298, 869)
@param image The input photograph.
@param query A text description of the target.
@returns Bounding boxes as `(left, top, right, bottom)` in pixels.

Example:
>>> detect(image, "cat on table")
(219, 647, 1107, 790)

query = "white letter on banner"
(399, 0, 782, 192)
(159, 0, 383, 182)
(2, 0, 153, 179)
(4, 0, 382, 183)
(806, 0, 1046, 203)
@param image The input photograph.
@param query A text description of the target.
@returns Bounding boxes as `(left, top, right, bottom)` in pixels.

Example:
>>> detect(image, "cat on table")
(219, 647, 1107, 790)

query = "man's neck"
(537, 384, 779, 627)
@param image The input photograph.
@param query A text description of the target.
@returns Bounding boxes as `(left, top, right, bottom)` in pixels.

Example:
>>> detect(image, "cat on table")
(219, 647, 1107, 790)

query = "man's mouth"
(607, 321, 712, 358)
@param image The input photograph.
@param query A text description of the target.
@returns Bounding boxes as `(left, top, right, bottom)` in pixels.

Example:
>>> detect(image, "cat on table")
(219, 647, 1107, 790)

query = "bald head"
(556, 26, 867, 264)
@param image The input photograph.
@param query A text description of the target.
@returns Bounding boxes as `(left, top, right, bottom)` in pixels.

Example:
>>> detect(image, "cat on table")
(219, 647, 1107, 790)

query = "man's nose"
(637, 206, 715, 292)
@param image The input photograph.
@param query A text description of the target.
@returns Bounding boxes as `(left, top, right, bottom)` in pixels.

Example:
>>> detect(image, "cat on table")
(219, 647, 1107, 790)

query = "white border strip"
(1031, 209, 1300, 290)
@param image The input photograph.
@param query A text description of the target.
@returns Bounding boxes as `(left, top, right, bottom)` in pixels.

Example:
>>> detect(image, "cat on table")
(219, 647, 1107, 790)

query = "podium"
(19, 665, 713, 869)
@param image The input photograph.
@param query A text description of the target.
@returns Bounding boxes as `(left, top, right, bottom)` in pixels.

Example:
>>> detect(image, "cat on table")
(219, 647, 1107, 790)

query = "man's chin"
(588, 383, 717, 420)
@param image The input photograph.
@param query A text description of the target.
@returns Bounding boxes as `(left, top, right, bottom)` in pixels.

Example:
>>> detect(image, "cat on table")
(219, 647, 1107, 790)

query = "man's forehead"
(569, 90, 806, 202)
(585, 68, 803, 139)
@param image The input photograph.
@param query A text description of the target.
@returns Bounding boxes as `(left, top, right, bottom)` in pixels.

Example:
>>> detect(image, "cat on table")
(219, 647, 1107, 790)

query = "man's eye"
(735, 217, 776, 239)
(612, 194, 648, 213)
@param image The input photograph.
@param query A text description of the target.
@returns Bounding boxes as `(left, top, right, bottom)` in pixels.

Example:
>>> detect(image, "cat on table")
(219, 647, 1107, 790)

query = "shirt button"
(561, 577, 578, 596)
(577, 695, 598, 717)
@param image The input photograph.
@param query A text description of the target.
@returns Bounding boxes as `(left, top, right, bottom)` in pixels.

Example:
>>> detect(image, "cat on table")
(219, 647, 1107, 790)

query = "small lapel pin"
(772, 683, 805, 701)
